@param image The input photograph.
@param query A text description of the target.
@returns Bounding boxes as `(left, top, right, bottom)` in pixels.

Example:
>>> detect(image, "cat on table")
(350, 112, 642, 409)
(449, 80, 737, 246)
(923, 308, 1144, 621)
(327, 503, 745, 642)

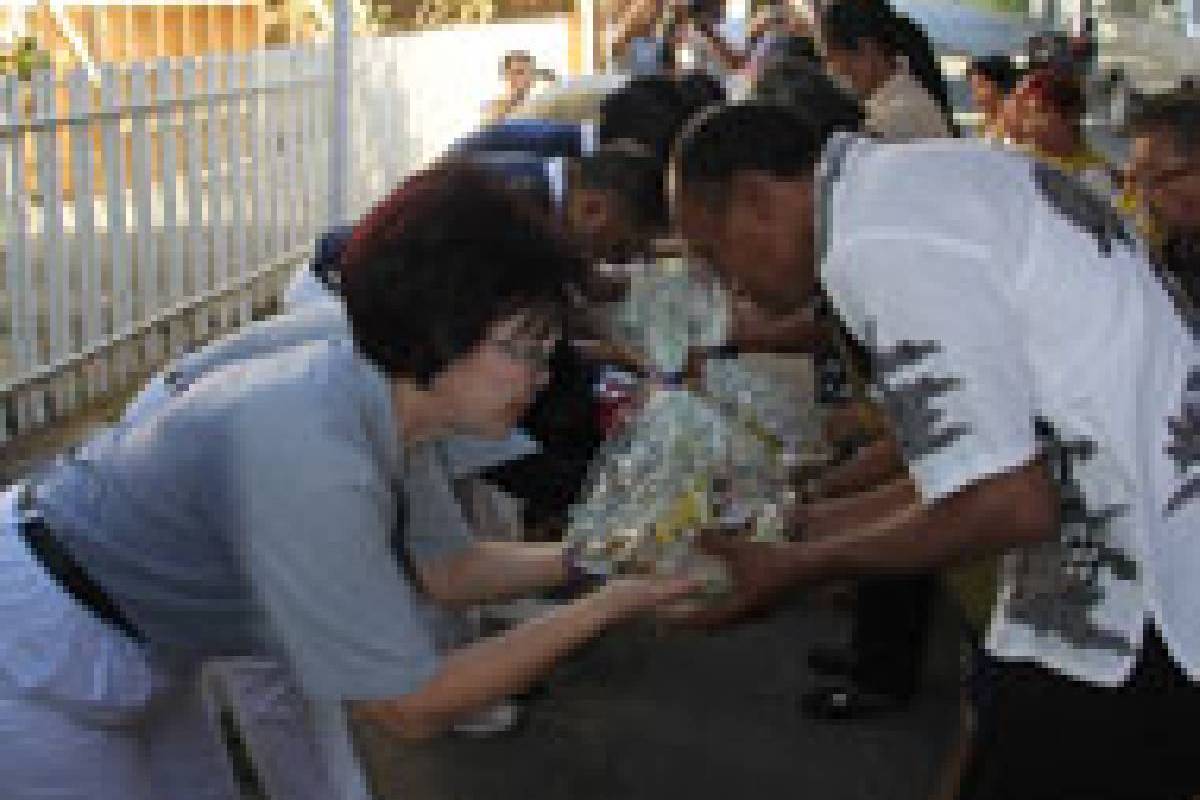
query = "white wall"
(375, 18, 571, 168)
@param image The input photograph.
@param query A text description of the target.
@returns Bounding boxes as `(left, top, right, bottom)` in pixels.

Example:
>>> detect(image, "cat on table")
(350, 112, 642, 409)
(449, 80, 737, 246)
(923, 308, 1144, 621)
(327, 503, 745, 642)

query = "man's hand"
(675, 532, 809, 627)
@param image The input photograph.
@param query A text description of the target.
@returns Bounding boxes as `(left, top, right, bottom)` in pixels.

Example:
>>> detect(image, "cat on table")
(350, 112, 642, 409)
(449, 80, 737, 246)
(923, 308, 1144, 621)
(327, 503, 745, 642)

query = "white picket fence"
(0, 43, 412, 445)
(0, 46, 331, 442)
(0, 20, 570, 446)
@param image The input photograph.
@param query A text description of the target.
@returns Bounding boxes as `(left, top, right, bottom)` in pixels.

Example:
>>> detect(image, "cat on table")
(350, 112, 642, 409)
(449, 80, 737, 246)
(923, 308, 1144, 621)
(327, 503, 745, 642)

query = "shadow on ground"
(355, 600, 961, 800)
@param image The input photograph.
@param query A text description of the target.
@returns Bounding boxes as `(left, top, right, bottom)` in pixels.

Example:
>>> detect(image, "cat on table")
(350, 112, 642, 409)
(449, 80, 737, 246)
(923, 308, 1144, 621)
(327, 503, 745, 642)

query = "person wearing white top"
(672, 103, 1200, 798)
(818, 0, 956, 142)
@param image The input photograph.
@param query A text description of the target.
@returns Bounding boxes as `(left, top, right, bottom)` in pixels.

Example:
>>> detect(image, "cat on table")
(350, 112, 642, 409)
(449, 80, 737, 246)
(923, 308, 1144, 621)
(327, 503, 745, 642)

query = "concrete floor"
(354, 599, 963, 800)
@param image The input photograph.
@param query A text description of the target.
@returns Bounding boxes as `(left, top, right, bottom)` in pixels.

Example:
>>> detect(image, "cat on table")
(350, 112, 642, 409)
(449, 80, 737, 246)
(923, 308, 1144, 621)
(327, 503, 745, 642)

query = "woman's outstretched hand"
(600, 573, 708, 619)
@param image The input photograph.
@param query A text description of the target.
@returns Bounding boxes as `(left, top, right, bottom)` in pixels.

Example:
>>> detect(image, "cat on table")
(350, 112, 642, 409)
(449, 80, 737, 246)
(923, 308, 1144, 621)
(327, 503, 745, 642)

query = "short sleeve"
(823, 234, 1039, 502)
(402, 443, 476, 564)
(235, 411, 441, 701)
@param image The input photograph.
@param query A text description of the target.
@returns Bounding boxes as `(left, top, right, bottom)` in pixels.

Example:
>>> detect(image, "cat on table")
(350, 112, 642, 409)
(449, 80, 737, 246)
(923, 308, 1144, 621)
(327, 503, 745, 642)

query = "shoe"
(799, 682, 911, 721)
(806, 645, 857, 678)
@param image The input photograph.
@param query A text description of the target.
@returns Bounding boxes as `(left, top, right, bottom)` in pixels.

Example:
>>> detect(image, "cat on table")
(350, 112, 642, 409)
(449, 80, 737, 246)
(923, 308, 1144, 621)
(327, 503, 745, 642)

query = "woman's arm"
(350, 576, 697, 740)
(415, 540, 568, 605)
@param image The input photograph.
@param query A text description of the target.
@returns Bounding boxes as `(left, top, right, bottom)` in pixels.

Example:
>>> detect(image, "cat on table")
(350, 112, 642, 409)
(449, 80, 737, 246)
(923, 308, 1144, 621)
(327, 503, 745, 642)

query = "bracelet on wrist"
(559, 542, 603, 598)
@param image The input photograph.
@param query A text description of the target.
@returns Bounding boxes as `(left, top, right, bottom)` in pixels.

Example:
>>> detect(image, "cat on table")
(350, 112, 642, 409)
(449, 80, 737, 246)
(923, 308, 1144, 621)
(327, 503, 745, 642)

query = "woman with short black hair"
(0, 163, 698, 800)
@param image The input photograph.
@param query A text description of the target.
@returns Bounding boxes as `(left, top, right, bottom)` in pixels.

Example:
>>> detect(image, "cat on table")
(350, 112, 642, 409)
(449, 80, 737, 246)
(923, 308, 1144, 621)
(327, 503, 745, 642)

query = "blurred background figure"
(966, 54, 1022, 140)
(484, 49, 545, 123)
(1011, 67, 1117, 197)
(610, 0, 749, 82)
(742, 1, 820, 85)
(751, 55, 863, 131)
(1125, 84, 1200, 303)
(818, 0, 956, 141)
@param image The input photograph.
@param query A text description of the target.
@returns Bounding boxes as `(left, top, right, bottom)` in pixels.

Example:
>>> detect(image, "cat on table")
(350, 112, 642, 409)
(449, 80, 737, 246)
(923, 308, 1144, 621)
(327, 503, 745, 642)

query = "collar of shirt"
(1028, 144, 1108, 176)
(348, 341, 407, 492)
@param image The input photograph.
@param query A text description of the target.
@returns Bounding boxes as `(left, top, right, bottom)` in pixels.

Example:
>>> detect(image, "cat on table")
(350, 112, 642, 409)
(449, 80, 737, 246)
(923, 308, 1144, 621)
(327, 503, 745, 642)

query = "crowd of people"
(2, 0, 1199, 798)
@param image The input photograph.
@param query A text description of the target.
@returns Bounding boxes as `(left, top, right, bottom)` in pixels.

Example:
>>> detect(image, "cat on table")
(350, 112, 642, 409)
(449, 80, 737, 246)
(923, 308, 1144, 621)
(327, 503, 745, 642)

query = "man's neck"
(391, 380, 452, 446)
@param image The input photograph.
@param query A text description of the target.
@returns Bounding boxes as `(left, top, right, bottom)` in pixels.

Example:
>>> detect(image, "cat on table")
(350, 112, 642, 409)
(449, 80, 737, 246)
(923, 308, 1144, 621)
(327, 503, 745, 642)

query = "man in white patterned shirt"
(673, 102, 1200, 799)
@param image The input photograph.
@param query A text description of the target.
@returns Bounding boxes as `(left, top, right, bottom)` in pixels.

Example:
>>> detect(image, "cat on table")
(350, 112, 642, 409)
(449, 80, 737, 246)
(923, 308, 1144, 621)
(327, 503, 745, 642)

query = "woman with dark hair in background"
(819, 0, 957, 140)
(966, 54, 1022, 140)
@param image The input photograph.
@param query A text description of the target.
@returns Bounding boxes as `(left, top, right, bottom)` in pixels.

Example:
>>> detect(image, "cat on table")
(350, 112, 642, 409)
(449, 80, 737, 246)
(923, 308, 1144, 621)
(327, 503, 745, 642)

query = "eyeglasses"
(490, 336, 558, 372)
(1130, 162, 1199, 194)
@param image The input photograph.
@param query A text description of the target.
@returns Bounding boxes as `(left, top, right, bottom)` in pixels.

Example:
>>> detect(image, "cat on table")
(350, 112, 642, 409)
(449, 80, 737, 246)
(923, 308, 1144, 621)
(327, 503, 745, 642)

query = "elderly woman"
(0, 163, 697, 800)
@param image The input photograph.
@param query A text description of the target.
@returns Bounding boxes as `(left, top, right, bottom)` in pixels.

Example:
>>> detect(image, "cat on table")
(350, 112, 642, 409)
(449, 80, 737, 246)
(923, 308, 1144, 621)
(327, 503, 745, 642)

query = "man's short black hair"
(338, 162, 583, 385)
(752, 58, 865, 133)
(968, 54, 1022, 94)
(1127, 84, 1200, 157)
(598, 73, 726, 167)
(596, 73, 726, 229)
(674, 103, 844, 200)
(675, 70, 726, 114)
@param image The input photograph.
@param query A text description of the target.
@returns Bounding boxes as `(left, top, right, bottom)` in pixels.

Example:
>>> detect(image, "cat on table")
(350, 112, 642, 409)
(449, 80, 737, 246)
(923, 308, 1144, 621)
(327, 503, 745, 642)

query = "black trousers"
(958, 626, 1200, 800)
(849, 574, 936, 698)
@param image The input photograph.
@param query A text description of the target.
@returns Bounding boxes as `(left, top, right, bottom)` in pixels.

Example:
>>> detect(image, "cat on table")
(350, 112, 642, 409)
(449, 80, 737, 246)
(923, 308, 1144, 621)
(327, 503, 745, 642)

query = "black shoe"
(799, 682, 912, 721)
(806, 645, 857, 678)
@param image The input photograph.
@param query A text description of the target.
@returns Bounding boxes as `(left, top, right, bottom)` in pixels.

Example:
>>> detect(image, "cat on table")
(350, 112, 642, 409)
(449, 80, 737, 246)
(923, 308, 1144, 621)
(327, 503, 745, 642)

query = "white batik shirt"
(819, 135, 1200, 686)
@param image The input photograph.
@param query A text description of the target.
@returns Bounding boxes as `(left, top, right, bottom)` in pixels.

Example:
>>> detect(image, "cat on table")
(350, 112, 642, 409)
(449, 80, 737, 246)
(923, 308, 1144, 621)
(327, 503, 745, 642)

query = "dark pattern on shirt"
(1032, 161, 1134, 257)
(865, 324, 970, 463)
(1165, 366, 1200, 515)
(1159, 232, 1200, 515)
(1005, 416, 1137, 654)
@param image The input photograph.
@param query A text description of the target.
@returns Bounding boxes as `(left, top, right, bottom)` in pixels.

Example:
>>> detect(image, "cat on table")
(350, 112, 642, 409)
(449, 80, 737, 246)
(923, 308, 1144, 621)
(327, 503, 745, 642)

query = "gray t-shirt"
(37, 338, 471, 700)
(120, 302, 538, 474)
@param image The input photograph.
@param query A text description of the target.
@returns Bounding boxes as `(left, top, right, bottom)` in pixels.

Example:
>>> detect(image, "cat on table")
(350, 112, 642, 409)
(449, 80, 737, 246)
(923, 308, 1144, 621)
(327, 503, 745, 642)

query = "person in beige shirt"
(482, 50, 541, 124)
(818, 0, 954, 142)
(863, 66, 954, 140)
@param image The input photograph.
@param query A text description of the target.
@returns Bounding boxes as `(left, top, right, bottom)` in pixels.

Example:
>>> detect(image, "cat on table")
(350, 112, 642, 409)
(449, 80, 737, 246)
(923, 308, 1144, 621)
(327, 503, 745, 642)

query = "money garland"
(566, 257, 804, 586)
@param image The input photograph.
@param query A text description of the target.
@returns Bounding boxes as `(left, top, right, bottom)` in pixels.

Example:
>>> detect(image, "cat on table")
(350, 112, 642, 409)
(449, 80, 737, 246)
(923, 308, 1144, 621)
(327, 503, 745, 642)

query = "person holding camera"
(610, 0, 748, 80)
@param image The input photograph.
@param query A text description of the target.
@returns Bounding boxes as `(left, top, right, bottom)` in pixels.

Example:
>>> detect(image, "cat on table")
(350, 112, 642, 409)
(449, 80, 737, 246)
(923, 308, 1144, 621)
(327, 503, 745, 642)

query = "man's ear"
(574, 187, 615, 228)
